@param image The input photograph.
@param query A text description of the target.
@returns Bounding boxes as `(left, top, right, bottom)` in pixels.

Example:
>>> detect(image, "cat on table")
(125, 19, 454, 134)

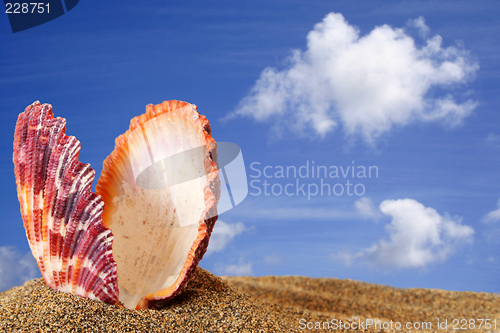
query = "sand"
(0, 268, 498, 332)
(222, 275, 500, 332)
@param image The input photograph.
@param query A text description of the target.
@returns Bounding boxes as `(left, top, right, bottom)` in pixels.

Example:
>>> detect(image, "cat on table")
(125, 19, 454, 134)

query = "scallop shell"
(13, 101, 119, 304)
(13, 100, 220, 310)
(96, 100, 219, 309)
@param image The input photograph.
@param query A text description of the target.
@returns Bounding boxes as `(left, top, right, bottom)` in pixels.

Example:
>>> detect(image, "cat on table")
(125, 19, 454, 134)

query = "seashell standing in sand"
(13, 100, 220, 309)
(13, 102, 119, 304)
(97, 100, 220, 309)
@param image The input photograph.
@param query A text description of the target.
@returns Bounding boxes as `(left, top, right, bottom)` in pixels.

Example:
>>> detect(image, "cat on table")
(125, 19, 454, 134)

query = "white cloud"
(218, 258, 253, 276)
(0, 246, 39, 291)
(332, 251, 356, 266)
(484, 199, 500, 223)
(228, 12, 478, 144)
(206, 220, 246, 255)
(354, 197, 381, 220)
(483, 200, 500, 243)
(338, 199, 474, 269)
(407, 16, 430, 39)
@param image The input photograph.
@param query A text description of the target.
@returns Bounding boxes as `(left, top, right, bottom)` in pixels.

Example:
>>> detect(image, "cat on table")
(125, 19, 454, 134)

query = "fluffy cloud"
(484, 199, 500, 222)
(354, 197, 381, 220)
(228, 13, 478, 144)
(340, 199, 474, 268)
(217, 258, 253, 276)
(0, 246, 39, 291)
(407, 17, 430, 39)
(206, 220, 246, 255)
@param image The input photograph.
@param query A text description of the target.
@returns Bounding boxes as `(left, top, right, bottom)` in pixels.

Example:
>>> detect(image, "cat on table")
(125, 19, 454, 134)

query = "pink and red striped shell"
(13, 100, 220, 309)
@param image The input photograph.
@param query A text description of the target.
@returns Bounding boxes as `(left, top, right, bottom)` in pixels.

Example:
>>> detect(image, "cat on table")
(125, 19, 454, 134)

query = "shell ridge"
(75, 226, 108, 296)
(63, 188, 99, 287)
(43, 117, 68, 287)
(27, 103, 53, 285)
(71, 200, 103, 289)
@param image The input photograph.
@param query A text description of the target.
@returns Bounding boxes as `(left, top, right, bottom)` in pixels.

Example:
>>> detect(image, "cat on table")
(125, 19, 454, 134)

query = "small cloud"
(354, 197, 381, 220)
(484, 227, 500, 243)
(482, 200, 500, 243)
(263, 254, 282, 266)
(218, 258, 253, 276)
(337, 199, 474, 269)
(407, 16, 430, 39)
(227, 12, 478, 145)
(0, 246, 39, 291)
(487, 256, 495, 263)
(485, 133, 500, 149)
(483, 199, 500, 223)
(331, 251, 356, 266)
(206, 220, 246, 255)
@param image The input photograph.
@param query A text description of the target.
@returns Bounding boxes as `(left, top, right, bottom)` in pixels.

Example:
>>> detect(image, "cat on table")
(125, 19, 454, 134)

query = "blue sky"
(1, 0, 499, 293)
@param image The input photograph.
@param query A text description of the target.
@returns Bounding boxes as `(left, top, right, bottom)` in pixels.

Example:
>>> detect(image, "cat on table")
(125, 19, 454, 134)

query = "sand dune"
(222, 275, 500, 332)
(1, 268, 498, 332)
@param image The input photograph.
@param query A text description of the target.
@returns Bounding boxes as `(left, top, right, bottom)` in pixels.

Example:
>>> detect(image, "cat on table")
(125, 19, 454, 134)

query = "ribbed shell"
(96, 100, 220, 309)
(13, 101, 118, 304)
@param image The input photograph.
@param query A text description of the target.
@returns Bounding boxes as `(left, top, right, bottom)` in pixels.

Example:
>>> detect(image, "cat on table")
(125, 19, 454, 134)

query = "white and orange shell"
(13, 100, 220, 310)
